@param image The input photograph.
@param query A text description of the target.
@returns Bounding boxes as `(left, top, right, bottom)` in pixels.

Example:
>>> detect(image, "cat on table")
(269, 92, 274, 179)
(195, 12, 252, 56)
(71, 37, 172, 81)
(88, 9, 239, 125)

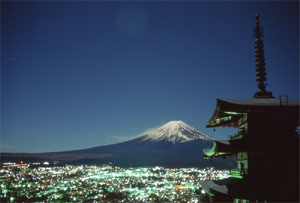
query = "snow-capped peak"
(139, 120, 214, 144)
(161, 120, 186, 130)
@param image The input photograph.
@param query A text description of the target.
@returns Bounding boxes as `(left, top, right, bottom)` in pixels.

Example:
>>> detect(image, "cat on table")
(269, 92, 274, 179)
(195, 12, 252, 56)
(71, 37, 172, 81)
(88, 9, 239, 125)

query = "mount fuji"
(139, 120, 214, 144)
(1, 121, 233, 167)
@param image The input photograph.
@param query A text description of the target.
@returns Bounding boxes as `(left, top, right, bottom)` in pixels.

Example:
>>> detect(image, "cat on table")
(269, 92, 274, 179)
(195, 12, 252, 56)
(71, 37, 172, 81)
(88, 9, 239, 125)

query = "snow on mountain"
(1, 120, 233, 167)
(139, 121, 215, 144)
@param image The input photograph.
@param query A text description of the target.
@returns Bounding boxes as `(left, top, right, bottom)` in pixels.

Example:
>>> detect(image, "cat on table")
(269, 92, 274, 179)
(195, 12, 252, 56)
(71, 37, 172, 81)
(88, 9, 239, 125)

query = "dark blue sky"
(1, 1, 299, 152)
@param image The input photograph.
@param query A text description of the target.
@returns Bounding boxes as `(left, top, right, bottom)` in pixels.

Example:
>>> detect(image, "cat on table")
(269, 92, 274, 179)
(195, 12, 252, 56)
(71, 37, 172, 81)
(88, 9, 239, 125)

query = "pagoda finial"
(253, 15, 273, 98)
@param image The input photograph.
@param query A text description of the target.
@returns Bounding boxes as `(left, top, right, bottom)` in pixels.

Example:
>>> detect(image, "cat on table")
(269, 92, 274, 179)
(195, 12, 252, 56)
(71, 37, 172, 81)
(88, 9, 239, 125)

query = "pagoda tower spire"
(253, 15, 273, 98)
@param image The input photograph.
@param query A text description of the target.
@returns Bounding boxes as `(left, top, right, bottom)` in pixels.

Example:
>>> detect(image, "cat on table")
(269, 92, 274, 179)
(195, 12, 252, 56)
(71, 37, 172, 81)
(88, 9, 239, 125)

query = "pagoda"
(200, 15, 299, 202)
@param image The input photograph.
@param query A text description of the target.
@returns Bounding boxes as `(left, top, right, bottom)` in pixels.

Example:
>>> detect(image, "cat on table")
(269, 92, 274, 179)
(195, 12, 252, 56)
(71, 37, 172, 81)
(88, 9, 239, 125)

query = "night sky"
(1, 1, 299, 153)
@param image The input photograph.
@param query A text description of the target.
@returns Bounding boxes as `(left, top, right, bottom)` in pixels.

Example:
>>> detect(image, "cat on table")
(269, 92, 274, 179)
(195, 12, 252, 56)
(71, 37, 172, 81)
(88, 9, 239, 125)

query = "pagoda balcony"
(230, 169, 248, 179)
(230, 131, 248, 140)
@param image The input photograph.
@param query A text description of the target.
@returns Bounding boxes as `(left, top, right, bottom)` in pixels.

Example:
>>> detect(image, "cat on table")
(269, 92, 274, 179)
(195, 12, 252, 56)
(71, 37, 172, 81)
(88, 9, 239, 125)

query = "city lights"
(0, 163, 230, 202)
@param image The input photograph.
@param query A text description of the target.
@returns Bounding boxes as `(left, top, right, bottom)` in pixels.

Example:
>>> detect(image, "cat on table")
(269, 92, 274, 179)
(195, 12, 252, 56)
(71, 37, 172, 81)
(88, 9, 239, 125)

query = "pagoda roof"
(217, 98, 299, 107)
(200, 177, 256, 200)
(200, 177, 242, 196)
(203, 139, 245, 158)
(206, 98, 300, 128)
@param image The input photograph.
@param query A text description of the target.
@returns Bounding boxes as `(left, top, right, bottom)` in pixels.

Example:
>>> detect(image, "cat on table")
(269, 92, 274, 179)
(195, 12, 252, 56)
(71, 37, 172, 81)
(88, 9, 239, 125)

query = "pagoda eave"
(207, 98, 300, 128)
(203, 139, 246, 158)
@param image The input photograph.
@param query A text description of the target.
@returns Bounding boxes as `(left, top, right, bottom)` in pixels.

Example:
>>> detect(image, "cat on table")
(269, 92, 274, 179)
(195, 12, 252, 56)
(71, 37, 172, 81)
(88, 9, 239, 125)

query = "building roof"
(218, 98, 299, 107)
(203, 139, 245, 157)
(200, 177, 244, 196)
(206, 98, 300, 128)
(200, 180, 229, 195)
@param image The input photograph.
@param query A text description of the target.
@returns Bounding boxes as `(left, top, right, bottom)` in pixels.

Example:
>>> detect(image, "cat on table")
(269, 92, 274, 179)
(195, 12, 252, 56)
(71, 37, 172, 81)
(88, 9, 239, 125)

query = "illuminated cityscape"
(0, 162, 230, 202)
(1, 2, 298, 203)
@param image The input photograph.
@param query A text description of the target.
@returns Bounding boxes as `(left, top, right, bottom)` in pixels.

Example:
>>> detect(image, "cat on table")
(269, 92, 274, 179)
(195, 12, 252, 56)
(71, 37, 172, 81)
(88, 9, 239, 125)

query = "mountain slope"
(1, 121, 234, 168)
